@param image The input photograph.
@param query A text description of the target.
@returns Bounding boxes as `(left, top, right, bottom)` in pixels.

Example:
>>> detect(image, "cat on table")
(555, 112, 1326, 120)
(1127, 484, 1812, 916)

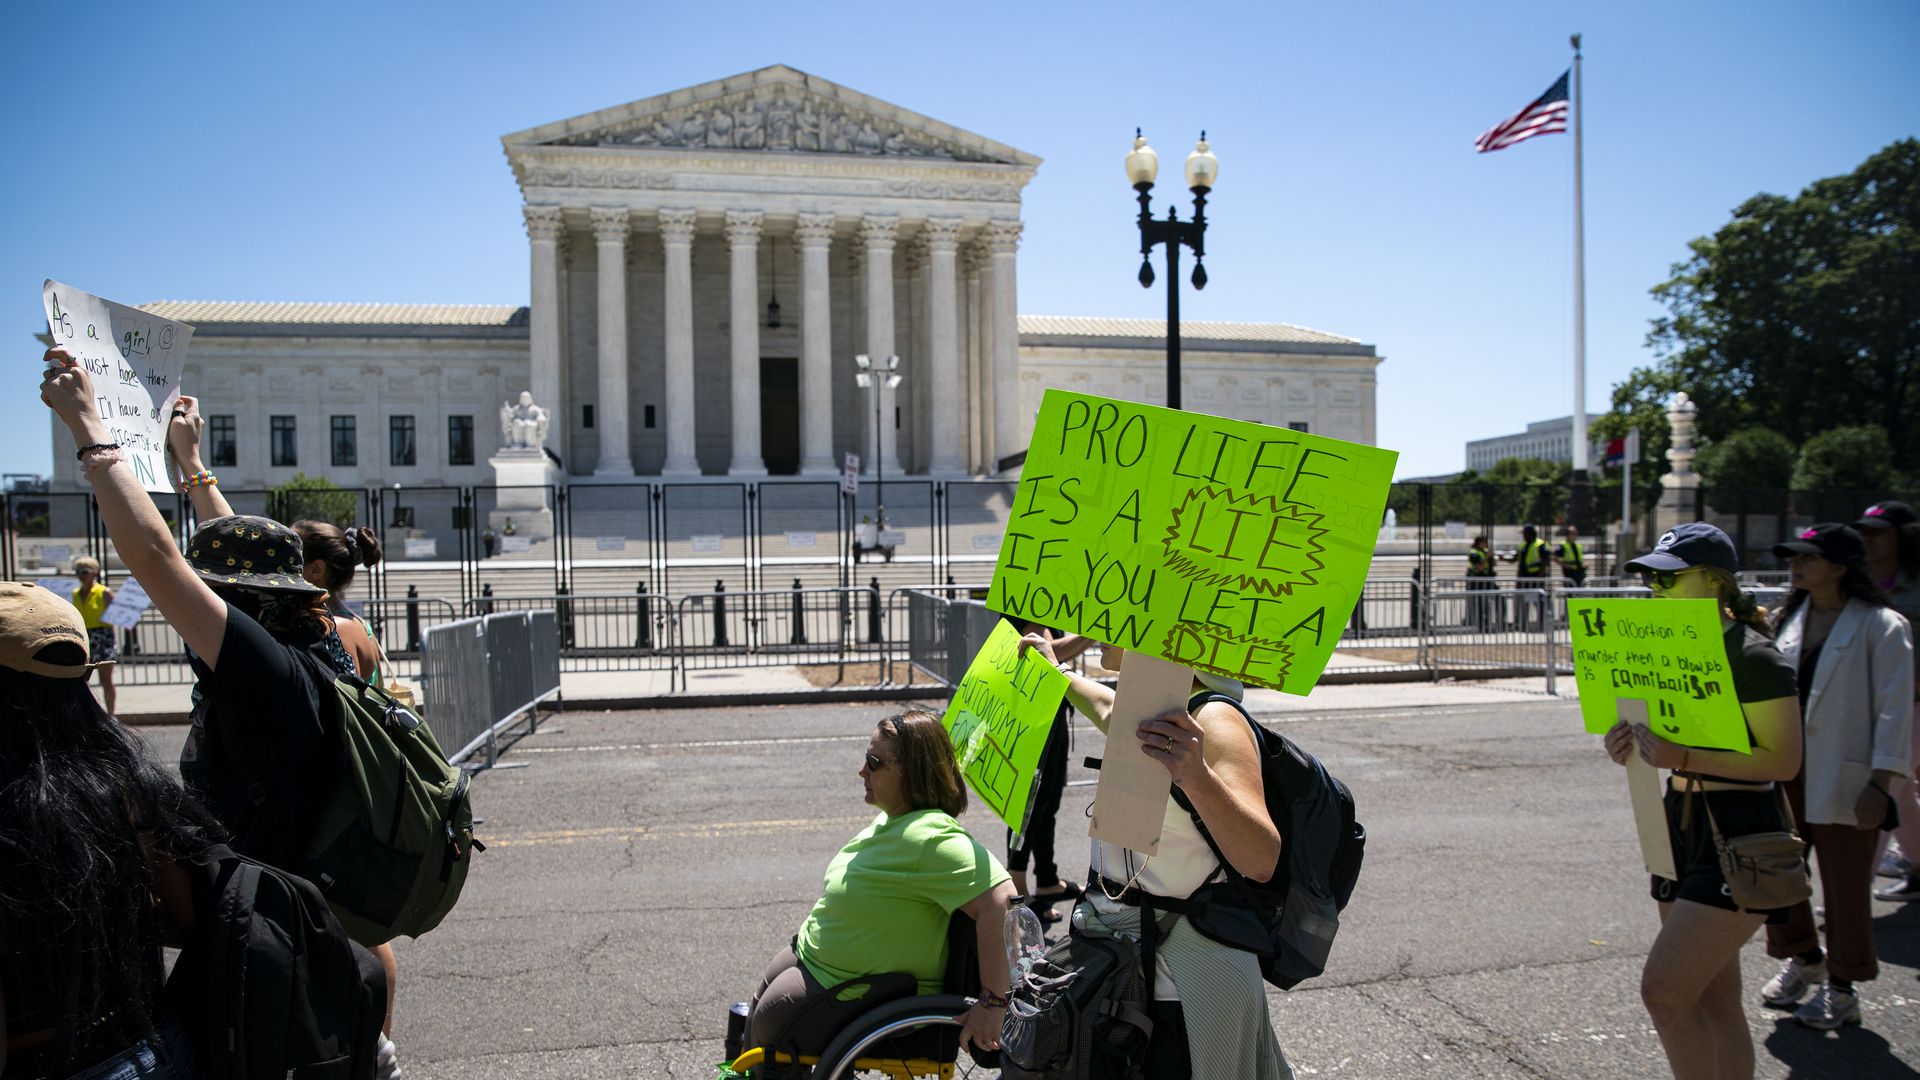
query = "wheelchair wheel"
(809, 993, 991, 1079)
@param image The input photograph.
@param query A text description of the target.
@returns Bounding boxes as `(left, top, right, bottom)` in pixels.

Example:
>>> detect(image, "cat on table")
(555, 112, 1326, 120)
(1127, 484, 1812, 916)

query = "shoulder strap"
(1171, 692, 1272, 910)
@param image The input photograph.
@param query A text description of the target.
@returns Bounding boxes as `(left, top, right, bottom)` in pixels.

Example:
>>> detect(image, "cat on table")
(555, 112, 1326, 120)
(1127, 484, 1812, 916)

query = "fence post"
(1542, 589, 1558, 696)
(867, 576, 883, 644)
(405, 584, 421, 651)
(713, 579, 729, 647)
(557, 582, 575, 649)
(791, 578, 806, 645)
(636, 580, 652, 649)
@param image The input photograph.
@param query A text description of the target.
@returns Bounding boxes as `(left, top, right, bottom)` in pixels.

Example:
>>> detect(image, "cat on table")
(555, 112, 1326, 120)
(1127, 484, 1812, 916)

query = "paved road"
(141, 699, 1920, 1078)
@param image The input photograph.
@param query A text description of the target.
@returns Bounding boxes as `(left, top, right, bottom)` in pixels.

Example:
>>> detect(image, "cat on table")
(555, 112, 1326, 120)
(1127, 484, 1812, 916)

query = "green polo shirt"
(796, 809, 1008, 994)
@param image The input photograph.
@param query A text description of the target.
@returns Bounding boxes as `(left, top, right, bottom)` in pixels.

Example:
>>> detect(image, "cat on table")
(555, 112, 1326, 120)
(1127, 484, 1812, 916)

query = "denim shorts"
(60, 1017, 202, 1080)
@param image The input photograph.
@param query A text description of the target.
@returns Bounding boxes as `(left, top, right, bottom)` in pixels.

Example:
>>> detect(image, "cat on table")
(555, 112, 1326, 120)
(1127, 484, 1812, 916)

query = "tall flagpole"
(1570, 33, 1590, 519)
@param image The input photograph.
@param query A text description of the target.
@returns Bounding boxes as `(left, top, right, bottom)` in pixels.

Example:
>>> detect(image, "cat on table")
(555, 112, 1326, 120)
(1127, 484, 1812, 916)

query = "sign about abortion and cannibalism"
(941, 620, 1070, 832)
(986, 391, 1399, 695)
(43, 281, 193, 493)
(1569, 597, 1750, 753)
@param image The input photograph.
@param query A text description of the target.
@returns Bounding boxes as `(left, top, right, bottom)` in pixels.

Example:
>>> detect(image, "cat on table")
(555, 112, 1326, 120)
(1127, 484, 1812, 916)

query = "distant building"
(1464, 416, 1604, 473)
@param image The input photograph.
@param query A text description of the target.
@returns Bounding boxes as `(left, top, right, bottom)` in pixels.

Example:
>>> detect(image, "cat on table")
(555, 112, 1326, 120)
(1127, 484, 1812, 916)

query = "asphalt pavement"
(138, 695, 1920, 1079)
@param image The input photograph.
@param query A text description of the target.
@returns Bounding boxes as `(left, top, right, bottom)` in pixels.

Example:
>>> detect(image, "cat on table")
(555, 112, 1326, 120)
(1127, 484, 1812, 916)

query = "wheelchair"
(722, 912, 1000, 1079)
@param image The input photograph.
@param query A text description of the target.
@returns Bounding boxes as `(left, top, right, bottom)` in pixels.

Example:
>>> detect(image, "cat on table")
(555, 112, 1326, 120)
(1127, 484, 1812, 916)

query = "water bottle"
(723, 1000, 751, 1063)
(1004, 901, 1047, 986)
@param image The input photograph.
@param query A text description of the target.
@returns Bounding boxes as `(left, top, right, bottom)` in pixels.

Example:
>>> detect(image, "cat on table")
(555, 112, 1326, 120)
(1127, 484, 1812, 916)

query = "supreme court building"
(47, 66, 1383, 494)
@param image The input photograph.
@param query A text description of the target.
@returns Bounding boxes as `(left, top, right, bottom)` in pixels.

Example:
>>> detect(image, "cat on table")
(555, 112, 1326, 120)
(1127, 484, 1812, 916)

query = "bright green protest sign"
(942, 620, 1071, 831)
(985, 390, 1398, 695)
(1568, 597, 1750, 753)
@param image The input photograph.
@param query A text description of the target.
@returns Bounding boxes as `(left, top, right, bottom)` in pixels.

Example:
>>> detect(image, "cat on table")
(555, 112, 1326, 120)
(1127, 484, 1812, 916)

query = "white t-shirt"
(1088, 796, 1221, 1000)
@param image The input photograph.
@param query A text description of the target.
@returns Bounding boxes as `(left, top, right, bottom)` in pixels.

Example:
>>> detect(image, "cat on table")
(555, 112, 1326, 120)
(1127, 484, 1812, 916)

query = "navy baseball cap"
(1624, 523, 1740, 575)
(1773, 522, 1866, 567)
(1855, 500, 1917, 532)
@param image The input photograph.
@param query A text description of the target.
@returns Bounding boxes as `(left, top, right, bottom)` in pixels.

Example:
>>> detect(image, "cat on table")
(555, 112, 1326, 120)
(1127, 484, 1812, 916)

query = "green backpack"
(304, 673, 481, 946)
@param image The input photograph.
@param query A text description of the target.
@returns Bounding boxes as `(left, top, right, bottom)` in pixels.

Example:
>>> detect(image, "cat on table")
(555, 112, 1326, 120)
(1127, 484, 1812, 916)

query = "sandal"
(1029, 881, 1083, 905)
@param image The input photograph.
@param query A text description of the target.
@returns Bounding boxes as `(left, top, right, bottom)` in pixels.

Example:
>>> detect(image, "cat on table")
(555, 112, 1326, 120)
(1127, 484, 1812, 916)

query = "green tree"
(1695, 428, 1795, 490)
(270, 472, 357, 527)
(1790, 424, 1897, 492)
(1635, 138, 1919, 461)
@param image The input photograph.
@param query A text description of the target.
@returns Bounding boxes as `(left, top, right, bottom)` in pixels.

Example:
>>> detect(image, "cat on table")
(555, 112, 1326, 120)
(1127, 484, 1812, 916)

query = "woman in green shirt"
(745, 710, 1016, 1057)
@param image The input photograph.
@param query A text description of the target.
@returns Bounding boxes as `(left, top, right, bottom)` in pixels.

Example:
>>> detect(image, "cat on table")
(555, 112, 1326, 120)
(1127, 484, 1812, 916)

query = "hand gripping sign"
(986, 390, 1398, 696)
(43, 281, 194, 493)
(941, 620, 1070, 833)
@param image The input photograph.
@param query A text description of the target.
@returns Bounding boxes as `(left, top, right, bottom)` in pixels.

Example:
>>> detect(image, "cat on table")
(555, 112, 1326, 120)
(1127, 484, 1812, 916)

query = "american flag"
(1474, 71, 1570, 153)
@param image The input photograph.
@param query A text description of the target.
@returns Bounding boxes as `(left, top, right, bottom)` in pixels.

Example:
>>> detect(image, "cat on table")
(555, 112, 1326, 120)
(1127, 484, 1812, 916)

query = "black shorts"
(1649, 785, 1793, 921)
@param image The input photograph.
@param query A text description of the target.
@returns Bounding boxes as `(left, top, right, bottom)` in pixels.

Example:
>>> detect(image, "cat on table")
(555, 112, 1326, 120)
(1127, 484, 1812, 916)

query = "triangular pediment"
(502, 64, 1039, 167)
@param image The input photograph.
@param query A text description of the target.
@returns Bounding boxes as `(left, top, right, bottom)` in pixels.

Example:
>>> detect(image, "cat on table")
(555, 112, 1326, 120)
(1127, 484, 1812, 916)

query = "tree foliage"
(1790, 424, 1898, 492)
(1695, 428, 1795, 490)
(270, 472, 357, 527)
(1635, 138, 1919, 462)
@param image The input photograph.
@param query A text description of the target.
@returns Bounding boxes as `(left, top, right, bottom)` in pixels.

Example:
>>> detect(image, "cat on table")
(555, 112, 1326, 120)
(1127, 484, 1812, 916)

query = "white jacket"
(1775, 599, 1914, 825)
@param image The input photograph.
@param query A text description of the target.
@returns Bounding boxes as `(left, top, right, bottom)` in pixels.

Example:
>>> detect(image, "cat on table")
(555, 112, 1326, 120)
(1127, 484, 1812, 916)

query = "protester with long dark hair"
(1601, 523, 1801, 1080)
(1760, 523, 1913, 1029)
(1855, 501, 1920, 903)
(1, 581, 220, 1080)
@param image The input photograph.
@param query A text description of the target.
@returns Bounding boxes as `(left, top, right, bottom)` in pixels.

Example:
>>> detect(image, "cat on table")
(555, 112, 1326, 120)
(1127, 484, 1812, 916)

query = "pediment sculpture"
(560, 86, 995, 163)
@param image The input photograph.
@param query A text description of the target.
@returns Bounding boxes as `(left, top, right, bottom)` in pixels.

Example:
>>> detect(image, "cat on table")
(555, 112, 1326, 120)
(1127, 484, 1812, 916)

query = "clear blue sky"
(4, 0, 1914, 480)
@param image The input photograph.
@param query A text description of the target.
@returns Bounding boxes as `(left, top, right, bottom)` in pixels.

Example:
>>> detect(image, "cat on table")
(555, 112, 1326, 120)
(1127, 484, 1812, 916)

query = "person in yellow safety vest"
(1555, 525, 1588, 586)
(1509, 525, 1552, 630)
(1466, 534, 1498, 629)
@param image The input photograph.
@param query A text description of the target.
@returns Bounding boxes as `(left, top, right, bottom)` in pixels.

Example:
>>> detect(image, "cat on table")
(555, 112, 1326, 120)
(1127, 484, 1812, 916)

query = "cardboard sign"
(99, 578, 151, 630)
(986, 390, 1397, 695)
(1569, 598, 1749, 752)
(43, 281, 193, 492)
(1617, 698, 1680, 880)
(1089, 651, 1197, 854)
(41, 577, 81, 602)
(941, 620, 1070, 832)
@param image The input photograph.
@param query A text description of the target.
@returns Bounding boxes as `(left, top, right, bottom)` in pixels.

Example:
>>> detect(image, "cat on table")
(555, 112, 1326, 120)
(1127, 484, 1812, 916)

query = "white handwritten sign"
(43, 281, 192, 492)
(785, 531, 817, 550)
(878, 530, 907, 547)
(41, 577, 81, 601)
(501, 536, 531, 553)
(99, 578, 151, 630)
(404, 538, 437, 559)
(596, 536, 626, 552)
(691, 534, 723, 553)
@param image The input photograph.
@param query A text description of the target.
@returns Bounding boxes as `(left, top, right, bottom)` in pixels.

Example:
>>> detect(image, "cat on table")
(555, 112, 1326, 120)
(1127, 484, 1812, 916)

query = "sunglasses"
(1642, 569, 1683, 590)
(864, 752, 889, 772)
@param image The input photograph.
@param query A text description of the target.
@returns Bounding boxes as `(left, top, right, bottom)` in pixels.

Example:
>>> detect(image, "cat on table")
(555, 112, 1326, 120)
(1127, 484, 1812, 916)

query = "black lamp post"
(854, 353, 901, 514)
(1128, 130, 1218, 411)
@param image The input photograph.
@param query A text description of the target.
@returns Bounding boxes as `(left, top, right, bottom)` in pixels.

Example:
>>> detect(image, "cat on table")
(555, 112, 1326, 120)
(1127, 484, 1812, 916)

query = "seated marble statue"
(498, 391, 549, 450)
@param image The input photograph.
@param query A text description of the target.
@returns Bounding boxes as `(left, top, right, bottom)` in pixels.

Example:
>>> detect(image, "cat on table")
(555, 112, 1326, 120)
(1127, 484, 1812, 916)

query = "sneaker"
(1762, 957, 1826, 1008)
(1877, 850, 1913, 879)
(1794, 983, 1862, 1030)
(1874, 875, 1920, 903)
(376, 1035, 403, 1080)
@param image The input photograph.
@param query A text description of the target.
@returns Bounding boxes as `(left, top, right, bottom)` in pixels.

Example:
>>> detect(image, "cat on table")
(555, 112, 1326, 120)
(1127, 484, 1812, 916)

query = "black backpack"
(165, 844, 387, 1080)
(1164, 692, 1365, 989)
(998, 917, 1160, 1080)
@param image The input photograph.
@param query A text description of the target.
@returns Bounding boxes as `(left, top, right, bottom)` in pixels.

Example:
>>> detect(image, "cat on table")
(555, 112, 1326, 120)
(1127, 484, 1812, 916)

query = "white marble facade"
(45, 66, 1384, 494)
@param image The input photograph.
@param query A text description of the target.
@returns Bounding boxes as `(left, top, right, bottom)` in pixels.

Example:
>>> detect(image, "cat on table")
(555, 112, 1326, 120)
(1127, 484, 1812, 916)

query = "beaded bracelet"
(180, 470, 219, 492)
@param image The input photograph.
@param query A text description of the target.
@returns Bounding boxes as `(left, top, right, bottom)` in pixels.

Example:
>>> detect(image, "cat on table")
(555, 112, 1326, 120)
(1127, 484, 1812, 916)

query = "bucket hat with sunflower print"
(185, 515, 327, 595)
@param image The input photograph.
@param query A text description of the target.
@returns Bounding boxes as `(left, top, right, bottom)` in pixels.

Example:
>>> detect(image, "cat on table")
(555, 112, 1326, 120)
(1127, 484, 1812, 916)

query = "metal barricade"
(421, 609, 562, 769)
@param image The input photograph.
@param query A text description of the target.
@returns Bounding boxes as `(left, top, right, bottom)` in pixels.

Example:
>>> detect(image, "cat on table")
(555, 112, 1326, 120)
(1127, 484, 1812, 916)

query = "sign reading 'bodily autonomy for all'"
(43, 281, 193, 493)
(941, 620, 1070, 832)
(1569, 597, 1750, 752)
(987, 391, 1398, 694)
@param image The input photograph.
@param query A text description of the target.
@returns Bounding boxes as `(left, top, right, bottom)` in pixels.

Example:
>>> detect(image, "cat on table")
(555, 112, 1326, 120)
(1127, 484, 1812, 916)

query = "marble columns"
(861, 214, 900, 476)
(659, 208, 701, 477)
(589, 207, 634, 477)
(925, 217, 965, 475)
(524, 205, 565, 457)
(795, 212, 837, 476)
(725, 211, 767, 477)
(984, 220, 1023, 474)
